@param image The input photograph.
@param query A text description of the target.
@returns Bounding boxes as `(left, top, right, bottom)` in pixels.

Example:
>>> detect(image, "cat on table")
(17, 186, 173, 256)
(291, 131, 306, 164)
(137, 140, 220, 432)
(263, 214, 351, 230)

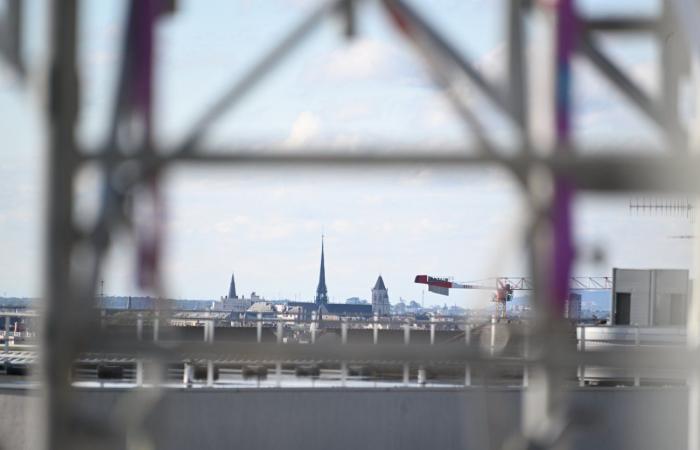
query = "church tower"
(314, 236, 329, 306)
(372, 275, 391, 316)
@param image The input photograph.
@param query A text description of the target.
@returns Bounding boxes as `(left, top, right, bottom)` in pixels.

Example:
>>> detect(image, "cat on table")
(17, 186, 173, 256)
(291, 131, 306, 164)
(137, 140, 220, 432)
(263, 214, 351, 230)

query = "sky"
(0, 0, 695, 307)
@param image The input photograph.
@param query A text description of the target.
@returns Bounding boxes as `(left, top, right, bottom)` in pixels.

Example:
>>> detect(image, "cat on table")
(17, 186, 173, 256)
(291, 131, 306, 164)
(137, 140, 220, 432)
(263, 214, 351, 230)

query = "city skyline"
(0, 0, 694, 306)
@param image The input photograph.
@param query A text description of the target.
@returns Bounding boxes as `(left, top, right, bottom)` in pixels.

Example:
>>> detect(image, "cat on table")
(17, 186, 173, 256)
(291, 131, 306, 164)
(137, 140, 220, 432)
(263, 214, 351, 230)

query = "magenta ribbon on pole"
(124, 0, 164, 291)
(552, 0, 577, 315)
(129, 0, 158, 142)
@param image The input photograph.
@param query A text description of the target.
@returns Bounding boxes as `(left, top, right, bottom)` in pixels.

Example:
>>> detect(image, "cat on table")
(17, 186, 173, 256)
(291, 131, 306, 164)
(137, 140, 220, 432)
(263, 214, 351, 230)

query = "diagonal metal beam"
(384, 0, 512, 120)
(507, 0, 529, 142)
(579, 32, 668, 132)
(175, 0, 345, 157)
(0, 0, 23, 77)
(583, 17, 659, 33)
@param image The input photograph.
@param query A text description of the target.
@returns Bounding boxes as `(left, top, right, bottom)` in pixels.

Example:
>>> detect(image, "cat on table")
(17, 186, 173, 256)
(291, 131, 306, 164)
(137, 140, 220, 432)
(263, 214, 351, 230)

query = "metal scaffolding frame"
(1, 0, 697, 448)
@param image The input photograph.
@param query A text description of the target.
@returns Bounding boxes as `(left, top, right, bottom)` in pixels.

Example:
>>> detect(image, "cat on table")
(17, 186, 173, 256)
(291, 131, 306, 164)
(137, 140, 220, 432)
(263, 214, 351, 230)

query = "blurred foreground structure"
(3, 0, 700, 449)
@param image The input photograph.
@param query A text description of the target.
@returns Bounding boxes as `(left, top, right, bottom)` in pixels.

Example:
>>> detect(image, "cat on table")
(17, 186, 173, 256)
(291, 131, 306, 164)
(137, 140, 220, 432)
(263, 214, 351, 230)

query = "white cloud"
(283, 111, 321, 148)
(309, 38, 423, 84)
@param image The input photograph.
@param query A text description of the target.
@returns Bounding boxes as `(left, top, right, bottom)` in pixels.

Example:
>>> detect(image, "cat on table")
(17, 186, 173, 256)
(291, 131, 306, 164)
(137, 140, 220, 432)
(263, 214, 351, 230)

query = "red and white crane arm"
(414, 274, 612, 300)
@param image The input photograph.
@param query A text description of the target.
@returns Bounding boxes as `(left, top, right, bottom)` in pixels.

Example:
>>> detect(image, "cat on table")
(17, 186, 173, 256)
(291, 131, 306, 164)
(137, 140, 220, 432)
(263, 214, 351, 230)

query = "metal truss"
(2, 0, 700, 448)
(496, 276, 613, 291)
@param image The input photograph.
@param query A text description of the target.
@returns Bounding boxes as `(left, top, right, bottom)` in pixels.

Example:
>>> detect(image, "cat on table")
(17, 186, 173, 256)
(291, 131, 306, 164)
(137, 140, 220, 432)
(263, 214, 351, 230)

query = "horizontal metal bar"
(0, 312, 38, 318)
(79, 149, 700, 193)
(75, 337, 696, 370)
(583, 18, 659, 32)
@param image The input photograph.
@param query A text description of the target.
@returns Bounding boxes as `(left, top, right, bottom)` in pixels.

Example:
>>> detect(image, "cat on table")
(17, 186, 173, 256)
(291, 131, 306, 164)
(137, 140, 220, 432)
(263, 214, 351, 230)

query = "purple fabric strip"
(126, 0, 162, 290)
(129, 0, 157, 135)
(552, 0, 577, 314)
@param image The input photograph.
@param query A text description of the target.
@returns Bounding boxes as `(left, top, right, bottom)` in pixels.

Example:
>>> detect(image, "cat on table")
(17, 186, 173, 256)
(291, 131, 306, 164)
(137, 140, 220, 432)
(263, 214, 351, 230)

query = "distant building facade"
(244, 301, 277, 319)
(320, 303, 372, 320)
(372, 275, 391, 316)
(219, 295, 255, 314)
(612, 268, 689, 326)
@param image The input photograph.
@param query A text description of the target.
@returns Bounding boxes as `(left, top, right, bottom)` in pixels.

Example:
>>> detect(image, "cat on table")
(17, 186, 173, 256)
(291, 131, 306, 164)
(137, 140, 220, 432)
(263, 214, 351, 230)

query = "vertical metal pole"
(687, 199, 700, 450)
(341, 318, 347, 386)
(136, 360, 144, 387)
(4, 316, 9, 352)
(137, 313, 143, 340)
(465, 324, 471, 387)
(311, 312, 316, 344)
(490, 316, 496, 357)
(276, 319, 283, 387)
(521, 0, 577, 443)
(578, 326, 586, 387)
(373, 314, 378, 345)
(660, 2, 685, 151)
(182, 362, 190, 387)
(417, 366, 426, 386)
(523, 327, 529, 388)
(206, 360, 214, 387)
(403, 316, 410, 386)
(43, 2, 80, 449)
(205, 320, 214, 386)
(634, 325, 641, 386)
(430, 320, 435, 345)
(153, 313, 159, 341)
(136, 313, 143, 388)
(256, 312, 262, 343)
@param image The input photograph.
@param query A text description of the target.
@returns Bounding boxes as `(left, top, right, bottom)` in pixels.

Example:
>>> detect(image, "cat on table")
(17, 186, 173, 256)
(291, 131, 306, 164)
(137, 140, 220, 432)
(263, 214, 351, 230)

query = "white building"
(372, 275, 391, 316)
(611, 268, 690, 326)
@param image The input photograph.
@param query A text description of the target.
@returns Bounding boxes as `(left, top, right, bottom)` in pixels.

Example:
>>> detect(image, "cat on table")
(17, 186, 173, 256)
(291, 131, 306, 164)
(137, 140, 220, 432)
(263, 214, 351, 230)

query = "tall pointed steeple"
(315, 235, 329, 305)
(228, 272, 237, 299)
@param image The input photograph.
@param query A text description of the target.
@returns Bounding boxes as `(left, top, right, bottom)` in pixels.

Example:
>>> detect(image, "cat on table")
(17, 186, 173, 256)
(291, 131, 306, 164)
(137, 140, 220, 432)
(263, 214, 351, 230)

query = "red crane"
(414, 274, 612, 319)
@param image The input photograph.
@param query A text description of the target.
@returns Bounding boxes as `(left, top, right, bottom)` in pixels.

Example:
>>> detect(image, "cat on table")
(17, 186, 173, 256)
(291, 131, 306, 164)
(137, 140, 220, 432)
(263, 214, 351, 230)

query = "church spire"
(228, 272, 237, 299)
(315, 235, 328, 305)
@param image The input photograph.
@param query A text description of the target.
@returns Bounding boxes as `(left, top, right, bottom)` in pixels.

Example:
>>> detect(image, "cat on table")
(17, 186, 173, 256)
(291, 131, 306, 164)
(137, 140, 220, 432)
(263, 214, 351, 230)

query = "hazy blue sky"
(0, 0, 693, 307)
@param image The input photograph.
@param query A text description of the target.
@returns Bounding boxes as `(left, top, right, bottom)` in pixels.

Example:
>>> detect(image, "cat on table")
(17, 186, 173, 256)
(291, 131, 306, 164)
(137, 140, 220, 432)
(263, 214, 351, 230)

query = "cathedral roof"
(321, 303, 372, 316)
